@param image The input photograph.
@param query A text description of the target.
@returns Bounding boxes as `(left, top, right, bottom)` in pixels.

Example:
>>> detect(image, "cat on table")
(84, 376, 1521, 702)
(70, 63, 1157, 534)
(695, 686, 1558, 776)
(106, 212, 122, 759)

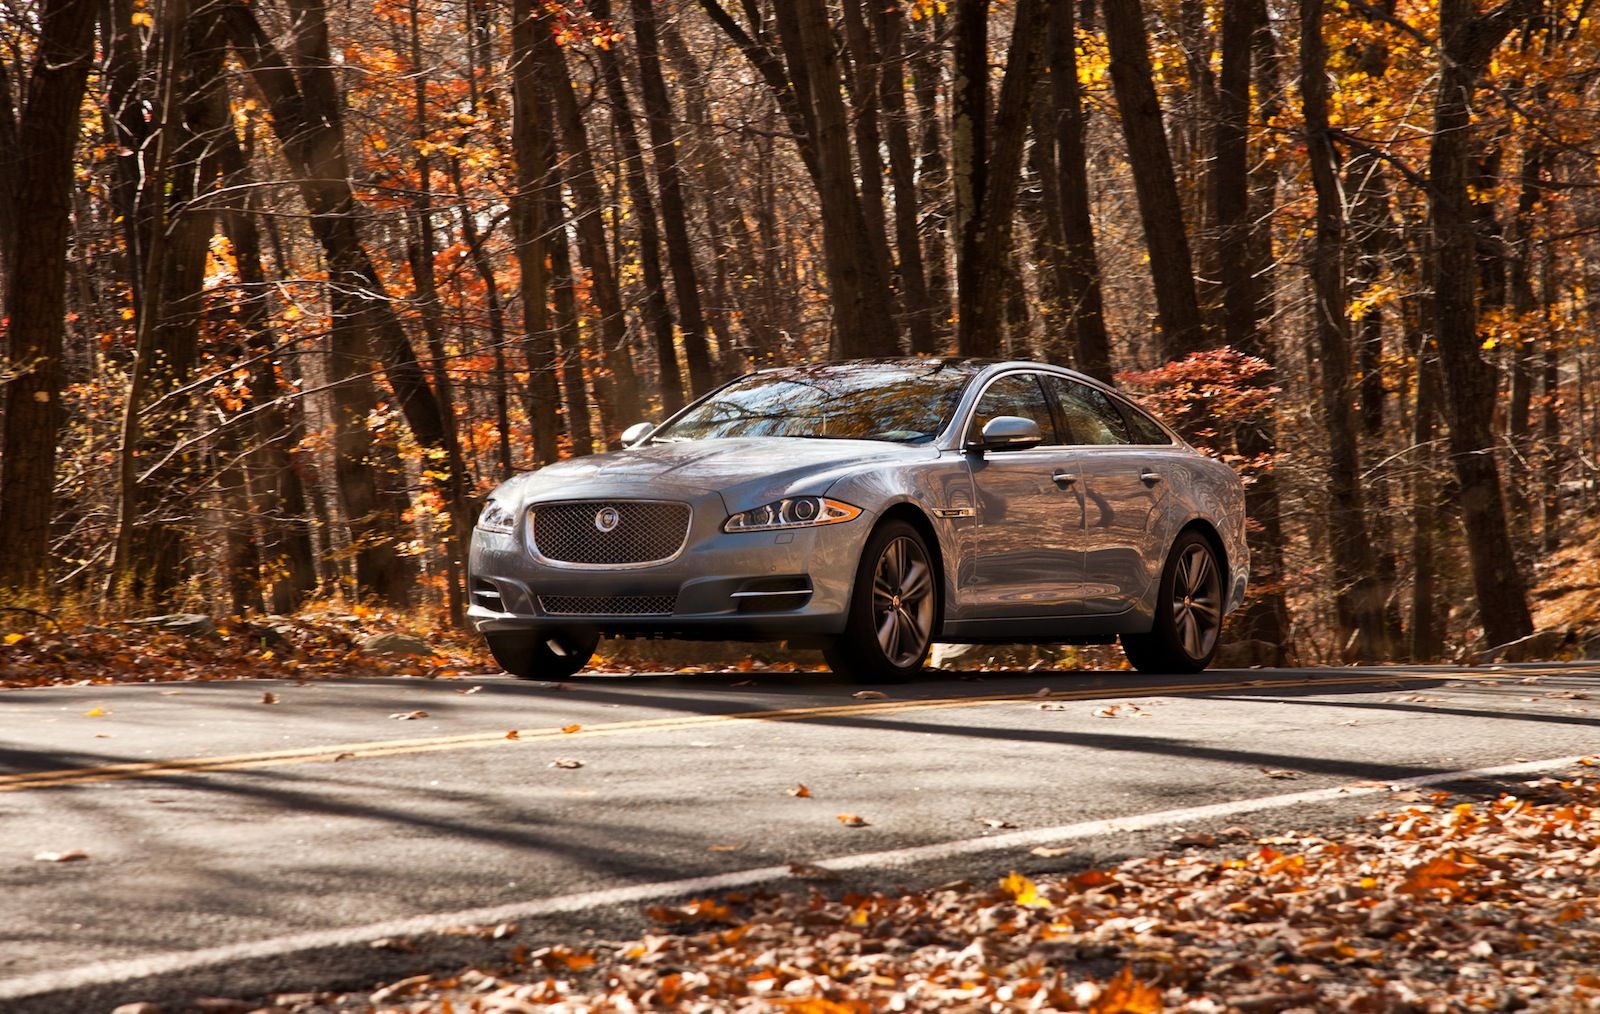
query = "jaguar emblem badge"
(594, 506, 621, 533)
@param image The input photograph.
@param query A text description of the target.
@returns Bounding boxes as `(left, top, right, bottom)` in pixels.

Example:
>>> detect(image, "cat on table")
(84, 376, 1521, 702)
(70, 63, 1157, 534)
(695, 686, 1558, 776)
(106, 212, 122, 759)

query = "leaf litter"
(265, 765, 1600, 1013)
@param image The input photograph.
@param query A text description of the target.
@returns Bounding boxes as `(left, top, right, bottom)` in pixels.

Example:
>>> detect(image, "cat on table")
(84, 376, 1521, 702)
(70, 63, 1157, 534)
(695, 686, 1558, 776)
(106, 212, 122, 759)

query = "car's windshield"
(653, 361, 981, 444)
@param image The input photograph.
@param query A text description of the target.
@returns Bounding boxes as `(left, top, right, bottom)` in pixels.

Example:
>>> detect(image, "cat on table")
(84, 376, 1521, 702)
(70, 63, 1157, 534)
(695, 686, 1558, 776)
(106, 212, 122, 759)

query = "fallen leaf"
(81, 706, 106, 718)
(458, 685, 483, 695)
(1261, 768, 1300, 780)
(708, 843, 742, 852)
(978, 817, 1017, 830)
(1033, 687, 1052, 697)
(549, 758, 583, 769)
(334, 752, 356, 762)
(260, 691, 279, 705)
(562, 723, 582, 734)
(389, 710, 428, 720)
(34, 850, 89, 863)
(1030, 845, 1073, 858)
(788, 783, 812, 798)
(837, 813, 870, 827)
(505, 730, 520, 740)
(788, 862, 839, 881)
(369, 937, 415, 953)
(999, 871, 1050, 908)
(3, 632, 24, 646)
(1090, 966, 1163, 1014)
(731, 680, 756, 687)
(852, 690, 888, 700)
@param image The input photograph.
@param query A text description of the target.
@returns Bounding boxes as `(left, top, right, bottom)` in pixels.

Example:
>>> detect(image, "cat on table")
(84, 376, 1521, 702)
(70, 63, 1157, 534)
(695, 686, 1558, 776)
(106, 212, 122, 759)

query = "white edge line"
(0, 752, 1588, 1001)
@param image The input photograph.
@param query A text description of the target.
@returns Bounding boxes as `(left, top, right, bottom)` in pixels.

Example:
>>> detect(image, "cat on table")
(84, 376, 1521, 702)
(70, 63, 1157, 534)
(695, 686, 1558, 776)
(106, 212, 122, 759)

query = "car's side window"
(1046, 377, 1131, 446)
(968, 373, 1060, 445)
(1115, 398, 1174, 445)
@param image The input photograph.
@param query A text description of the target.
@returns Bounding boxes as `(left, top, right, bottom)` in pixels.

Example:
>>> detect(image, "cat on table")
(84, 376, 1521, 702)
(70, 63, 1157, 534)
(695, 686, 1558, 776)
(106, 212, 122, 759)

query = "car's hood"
(498, 438, 931, 512)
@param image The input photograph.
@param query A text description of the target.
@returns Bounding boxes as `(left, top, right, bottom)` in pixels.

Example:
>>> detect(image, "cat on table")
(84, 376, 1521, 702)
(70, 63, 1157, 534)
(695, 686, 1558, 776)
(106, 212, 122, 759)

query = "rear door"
(1043, 375, 1165, 614)
(963, 372, 1087, 616)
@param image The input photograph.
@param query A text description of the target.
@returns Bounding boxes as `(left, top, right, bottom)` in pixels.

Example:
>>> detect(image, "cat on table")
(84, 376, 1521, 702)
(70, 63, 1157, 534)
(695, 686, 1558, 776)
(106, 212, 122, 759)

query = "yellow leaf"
(561, 723, 581, 734)
(3, 633, 23, 646)
(82, 706, 106, 718)
(1090, 966, 1163, 1014)
(131, 11, 153, 26)
(1000, 870, 1051, 908)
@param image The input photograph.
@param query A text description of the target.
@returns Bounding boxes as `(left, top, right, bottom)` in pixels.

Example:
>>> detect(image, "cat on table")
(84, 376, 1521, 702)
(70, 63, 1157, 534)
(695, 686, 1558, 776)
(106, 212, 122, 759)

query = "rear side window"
(1116, 399, 1174, 445)
(1045, 376, 1131, 446)
(968, 373, 1060, 445)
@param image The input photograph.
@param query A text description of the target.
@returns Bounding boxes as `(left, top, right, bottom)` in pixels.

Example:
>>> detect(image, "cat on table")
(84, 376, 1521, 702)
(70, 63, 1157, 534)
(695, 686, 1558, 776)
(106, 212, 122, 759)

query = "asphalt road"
(2, 661, 1598, 1011)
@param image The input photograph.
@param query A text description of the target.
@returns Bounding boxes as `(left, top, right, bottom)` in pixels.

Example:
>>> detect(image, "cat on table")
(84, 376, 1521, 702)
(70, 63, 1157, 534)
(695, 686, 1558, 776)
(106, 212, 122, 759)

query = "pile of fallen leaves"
(0, 607, 488, 689)
(236, 770, 1600, 1013)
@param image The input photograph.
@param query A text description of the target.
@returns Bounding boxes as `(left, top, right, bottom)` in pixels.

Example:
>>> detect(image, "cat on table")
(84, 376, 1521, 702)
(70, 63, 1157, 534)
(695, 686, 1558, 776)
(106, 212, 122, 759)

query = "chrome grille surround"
(527, 499, 692, 568)
(540, 594, 678, 616)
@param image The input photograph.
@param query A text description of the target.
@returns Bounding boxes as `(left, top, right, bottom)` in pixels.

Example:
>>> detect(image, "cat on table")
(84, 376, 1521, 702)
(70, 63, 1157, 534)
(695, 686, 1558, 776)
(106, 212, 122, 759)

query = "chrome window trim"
(955, 368, 1072, 451)
(524, 498, 693, 570)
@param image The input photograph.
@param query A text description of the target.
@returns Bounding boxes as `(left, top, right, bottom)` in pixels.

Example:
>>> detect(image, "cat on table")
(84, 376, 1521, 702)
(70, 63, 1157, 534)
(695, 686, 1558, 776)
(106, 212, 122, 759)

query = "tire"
(485, 629, 600, 680)
(823, 520, 938, 683)
(1121, 529, 1225, 674)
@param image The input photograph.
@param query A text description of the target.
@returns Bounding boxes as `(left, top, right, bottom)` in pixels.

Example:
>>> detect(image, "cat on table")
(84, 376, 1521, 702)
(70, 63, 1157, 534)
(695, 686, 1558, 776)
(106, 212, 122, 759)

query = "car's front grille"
(539, 594, 677, 616)
(529, 500, 691, 567)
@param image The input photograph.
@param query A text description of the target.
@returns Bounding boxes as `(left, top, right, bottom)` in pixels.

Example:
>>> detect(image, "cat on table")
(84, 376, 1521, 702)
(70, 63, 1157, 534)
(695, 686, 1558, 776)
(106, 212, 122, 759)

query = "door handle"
(1140, 470, 1162, 485)
(1052, 471, 1078, 485)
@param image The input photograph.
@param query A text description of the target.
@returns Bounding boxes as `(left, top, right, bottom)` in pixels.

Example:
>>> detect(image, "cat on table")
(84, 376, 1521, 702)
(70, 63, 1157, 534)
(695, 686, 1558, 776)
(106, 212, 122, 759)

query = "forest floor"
(180, 763, 1600, 1013)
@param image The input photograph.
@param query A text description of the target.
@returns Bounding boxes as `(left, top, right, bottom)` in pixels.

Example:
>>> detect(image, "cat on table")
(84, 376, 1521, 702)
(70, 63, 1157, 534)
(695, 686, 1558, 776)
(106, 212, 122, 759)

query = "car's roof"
(758, 356, 1115, 392)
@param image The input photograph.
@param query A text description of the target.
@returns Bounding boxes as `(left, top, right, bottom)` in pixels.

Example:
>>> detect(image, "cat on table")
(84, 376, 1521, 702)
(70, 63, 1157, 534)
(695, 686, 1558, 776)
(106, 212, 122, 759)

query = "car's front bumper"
(467, 492, 873, 642)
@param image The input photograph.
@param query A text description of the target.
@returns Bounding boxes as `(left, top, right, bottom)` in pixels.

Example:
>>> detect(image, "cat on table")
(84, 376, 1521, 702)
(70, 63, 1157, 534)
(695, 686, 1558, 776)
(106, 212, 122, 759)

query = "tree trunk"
(911, 10, 952, 345)
(528, 11, 641, 437)
(1048, 0, 1112, 381)
(628, 0, 716, 397)
(509, 0, 562, 464)
(0, 0, 96, 595)
(1428, 0, 1536, 648)
(958, 0, 1051, 357)
(1301, 0, 1392, 662)
(1102, 0, 1207, 360)
(863, 0, 937, 354)
(773, 0, 901, 357)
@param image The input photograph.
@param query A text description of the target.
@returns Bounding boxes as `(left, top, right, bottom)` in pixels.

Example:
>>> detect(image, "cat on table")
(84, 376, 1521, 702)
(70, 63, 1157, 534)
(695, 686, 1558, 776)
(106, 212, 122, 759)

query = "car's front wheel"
(485, 629, 600, 680)
(824, 520, 938, 683)
(1121, 530, 1224, 674)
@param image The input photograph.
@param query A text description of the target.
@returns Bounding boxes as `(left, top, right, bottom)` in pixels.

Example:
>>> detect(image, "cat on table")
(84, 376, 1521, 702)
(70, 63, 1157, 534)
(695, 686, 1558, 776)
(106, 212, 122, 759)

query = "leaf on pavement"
(260, 691, 279, 704)
(505, 730, 520, 740)
(1261, 768, 1300, 779)
(389, 710, 428, 720)
(788, 862, 839, 881)
(708, 843, 741, 852)
(369, 937, 415, 952)
(33, 850, 88, 863)
(647, 898, 735, 924)
(562, 723, 582, 734)
(81, 706, 106, 718)
(978, 817, 1017, 830)
(836, 813, 870, 827)
(788, 783, 812, 798)
(1030, 845, 1073, 858)
(852, 690, 888, 699)
(457, 685, 483, 695)
(333, 752, 356, 761)
(549, 757, 582, 769)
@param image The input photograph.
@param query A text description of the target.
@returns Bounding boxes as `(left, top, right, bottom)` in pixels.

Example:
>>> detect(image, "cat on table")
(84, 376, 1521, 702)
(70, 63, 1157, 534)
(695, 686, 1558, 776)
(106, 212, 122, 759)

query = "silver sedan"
(468, 359, 1248, 681)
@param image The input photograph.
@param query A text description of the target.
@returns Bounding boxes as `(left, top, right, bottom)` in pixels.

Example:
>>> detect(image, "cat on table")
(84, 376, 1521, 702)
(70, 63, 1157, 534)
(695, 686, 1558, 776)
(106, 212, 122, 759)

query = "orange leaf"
(837, 813, 870, 827)
(1090, 966, 1163, 1014)
(562, 723, 581, 734)
(505, 730, 520, 740)
(788, 783, 812, 798)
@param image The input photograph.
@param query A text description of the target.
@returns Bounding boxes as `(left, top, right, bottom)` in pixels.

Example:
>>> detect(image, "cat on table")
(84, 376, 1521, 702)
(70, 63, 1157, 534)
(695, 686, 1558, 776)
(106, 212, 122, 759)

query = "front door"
(963, 372, 1087, 616)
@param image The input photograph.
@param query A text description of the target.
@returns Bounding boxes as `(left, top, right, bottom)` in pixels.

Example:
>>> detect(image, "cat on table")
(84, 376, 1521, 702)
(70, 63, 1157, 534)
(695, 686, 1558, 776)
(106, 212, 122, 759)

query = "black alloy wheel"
(824, 520, 938, 682)
(1121, 530, 1224, 674)
(485, 628, 600, 680)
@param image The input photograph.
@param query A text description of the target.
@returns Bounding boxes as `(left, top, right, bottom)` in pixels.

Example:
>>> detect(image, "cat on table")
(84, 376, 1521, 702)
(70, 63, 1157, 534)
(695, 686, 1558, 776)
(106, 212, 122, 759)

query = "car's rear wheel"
(485, 629, 600, 680)
(824, 520, 937, 683)
(1121, 530, 1224, 674)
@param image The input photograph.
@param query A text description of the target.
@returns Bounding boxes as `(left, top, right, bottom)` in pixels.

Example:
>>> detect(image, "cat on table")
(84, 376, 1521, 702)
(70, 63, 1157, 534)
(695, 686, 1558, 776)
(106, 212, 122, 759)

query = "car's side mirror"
(621, 421, 656, 445)
(968, 416, 1043, 453)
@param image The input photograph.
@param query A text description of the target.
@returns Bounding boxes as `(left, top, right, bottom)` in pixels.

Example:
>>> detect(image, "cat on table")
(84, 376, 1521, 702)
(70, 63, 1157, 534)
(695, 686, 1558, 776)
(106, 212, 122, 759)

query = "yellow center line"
(0, 670, 1520, 792)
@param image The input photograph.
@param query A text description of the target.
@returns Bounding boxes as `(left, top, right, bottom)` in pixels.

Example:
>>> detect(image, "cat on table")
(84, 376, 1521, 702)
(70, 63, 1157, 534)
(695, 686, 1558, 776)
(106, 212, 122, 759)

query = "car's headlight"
(476, 498, 517, 534)
(724, 497, 862, 533)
